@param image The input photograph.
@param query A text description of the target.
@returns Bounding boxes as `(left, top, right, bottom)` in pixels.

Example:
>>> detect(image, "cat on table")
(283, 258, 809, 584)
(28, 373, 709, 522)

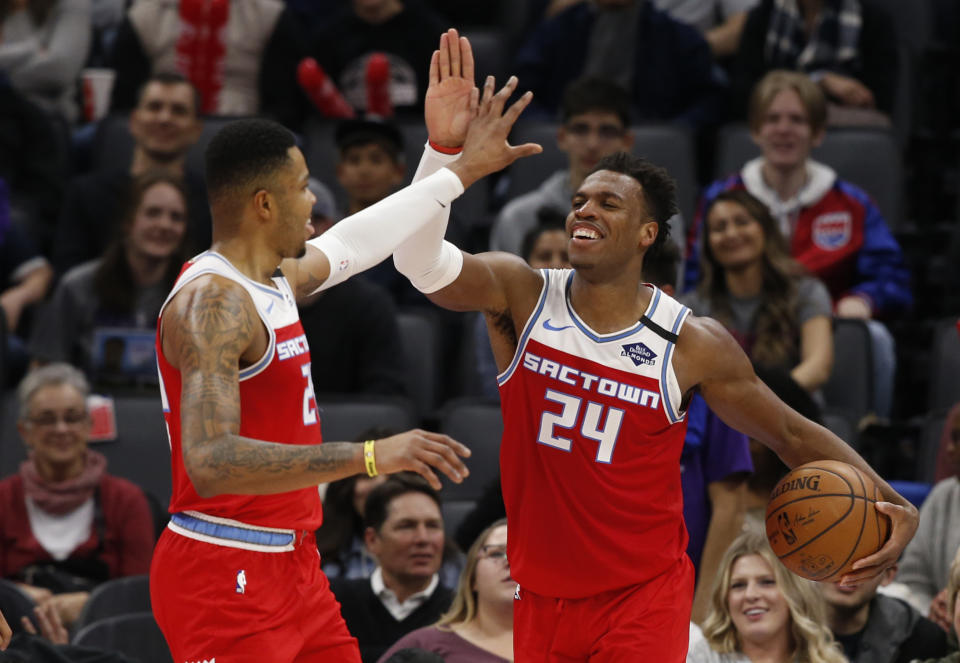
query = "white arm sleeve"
(306, 166, 463, 293)
(393, 143, 466, 293)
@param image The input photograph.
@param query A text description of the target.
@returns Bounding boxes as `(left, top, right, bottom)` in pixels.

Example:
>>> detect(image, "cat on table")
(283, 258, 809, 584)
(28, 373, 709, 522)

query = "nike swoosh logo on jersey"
(434, 199, 447, 208)
(542, 319, 573, 332)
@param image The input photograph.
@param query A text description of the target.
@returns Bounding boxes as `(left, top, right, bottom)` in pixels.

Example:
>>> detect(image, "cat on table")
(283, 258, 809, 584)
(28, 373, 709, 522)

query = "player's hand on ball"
(374, 429, 471, 490)
(425, 28, 476, 149)
(841, 500, 918, 586)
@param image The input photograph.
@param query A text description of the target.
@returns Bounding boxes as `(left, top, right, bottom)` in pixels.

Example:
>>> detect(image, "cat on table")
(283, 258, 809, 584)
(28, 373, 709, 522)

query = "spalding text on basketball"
(770, 474, 821, 498)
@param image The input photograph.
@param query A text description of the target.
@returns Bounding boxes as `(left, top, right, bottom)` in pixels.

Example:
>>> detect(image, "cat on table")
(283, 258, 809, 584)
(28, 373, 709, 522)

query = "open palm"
(425, 29, 477, 149)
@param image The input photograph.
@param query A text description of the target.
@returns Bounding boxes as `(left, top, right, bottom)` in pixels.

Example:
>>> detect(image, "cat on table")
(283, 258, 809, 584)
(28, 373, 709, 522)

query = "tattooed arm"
(161, 275, 470, 497)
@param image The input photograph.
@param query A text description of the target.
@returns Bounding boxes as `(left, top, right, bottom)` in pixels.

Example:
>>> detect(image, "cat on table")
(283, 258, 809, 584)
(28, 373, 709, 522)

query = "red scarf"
(20, 450, 107, 515)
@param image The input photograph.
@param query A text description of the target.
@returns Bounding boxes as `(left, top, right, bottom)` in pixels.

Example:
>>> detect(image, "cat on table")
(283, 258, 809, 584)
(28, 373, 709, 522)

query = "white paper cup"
(82, 68, 116, 122)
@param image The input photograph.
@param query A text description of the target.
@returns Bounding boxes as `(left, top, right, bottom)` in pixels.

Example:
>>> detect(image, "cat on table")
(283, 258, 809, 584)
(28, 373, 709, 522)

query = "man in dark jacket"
(329, 474, 454, 663)
(821, 563, 950, 663)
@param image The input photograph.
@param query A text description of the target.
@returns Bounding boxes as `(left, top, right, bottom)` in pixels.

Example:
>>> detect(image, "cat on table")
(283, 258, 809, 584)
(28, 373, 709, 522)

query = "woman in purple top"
(378, 519, 512, 663)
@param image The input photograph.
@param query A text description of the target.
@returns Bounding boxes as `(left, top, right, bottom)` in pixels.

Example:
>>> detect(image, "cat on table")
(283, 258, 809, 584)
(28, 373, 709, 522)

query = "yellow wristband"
(363, 440, 378, 477)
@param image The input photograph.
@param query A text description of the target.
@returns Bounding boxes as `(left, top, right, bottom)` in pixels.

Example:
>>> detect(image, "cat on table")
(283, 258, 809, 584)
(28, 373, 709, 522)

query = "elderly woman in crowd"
(0, 363, 154, 627)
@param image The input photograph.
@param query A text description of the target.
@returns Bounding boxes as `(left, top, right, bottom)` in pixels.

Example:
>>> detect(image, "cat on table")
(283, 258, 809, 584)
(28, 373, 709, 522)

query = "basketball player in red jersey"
(391, 34, 921, 663)
(149, 32, 541, 662)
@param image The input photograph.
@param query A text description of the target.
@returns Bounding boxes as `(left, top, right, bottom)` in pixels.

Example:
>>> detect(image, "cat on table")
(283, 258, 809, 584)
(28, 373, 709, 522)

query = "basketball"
(765, 460, 890, 582)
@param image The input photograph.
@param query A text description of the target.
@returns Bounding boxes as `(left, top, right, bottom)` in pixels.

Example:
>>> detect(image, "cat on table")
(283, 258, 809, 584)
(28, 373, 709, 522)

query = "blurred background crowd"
(1, 0, 960, 661)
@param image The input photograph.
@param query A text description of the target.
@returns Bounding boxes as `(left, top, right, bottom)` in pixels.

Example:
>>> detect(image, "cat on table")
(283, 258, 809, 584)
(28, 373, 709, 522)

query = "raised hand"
(447, 75, 543, 189)
(424, 28, 477, 149)
(373, 429, 471, 490)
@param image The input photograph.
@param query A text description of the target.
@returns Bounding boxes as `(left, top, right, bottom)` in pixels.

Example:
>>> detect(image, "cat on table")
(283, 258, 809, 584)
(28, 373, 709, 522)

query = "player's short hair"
(135, 71, 202, 117)
(588, 152, 677, 256)
(17, 363, 90, 421)
(204, 119, 297, 203)
(364, 472, 442, 533)
(748, 70, 827, 135)
(560, 76, 631, 127)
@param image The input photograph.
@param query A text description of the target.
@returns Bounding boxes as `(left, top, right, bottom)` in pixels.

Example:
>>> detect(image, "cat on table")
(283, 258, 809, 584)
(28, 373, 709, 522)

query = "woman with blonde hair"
(688, 529, 845, 663)
(378, 519, 512, 663)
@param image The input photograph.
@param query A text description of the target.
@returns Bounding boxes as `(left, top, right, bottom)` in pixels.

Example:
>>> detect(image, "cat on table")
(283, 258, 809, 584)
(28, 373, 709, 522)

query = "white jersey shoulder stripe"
(660, 304, 691, 424)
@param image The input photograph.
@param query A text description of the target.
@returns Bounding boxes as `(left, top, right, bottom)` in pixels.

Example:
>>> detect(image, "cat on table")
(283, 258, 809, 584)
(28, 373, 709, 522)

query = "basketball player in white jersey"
(389, 34, 920, 663)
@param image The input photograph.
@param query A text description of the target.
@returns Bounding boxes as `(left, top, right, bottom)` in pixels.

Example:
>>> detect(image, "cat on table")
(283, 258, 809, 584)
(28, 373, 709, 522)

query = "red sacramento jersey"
(156, 252, 323, 531)
(499, 269, 691, 598)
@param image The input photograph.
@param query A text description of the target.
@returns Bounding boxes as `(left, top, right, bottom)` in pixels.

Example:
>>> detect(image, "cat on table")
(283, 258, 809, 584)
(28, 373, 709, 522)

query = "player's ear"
(253, 189, 273, 220)
(638, 220, 657, 250)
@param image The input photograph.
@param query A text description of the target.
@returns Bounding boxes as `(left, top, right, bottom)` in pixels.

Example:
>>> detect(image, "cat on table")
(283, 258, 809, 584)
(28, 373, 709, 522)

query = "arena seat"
(75, 575, 151, 632)
(915, 409, 948, 483)
(315, 398, 416, 442)
(462, 29, 509, 87)
(397, 311, 441, 419)
(438, 400, 503, 501)
(441, 499, 478, 539)
(714, 125, 904, 230)
(822, 319, 896, 424)
(929, 317, 960, 411)
(822, 408, 858, 449)
(72, 612, 172, 663)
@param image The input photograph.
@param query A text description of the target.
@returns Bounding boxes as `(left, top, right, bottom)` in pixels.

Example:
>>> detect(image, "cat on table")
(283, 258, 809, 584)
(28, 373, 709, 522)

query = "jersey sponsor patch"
(811, 212, 852, 250)
(276, 334, 309, 361)
(620, 341, 657, 367)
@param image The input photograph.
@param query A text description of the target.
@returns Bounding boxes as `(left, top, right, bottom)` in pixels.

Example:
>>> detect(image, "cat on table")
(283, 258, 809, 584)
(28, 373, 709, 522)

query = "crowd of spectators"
(1, 0, 960, 660)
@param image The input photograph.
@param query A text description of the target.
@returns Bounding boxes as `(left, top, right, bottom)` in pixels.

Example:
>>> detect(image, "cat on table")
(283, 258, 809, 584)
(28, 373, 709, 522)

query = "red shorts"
(514, 555, 694, 663)
(151, 524, 359, 663)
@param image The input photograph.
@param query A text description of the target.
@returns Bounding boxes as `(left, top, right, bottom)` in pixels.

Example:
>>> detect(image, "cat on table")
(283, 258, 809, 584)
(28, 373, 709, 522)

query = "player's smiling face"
(726, 554, 791, 647)
(566, 170, 656, 275)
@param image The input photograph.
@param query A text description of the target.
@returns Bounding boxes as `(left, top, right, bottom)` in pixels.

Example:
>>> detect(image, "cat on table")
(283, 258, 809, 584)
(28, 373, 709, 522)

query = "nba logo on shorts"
(236, 570, 247, 594)
(812, 212, 852, 250)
